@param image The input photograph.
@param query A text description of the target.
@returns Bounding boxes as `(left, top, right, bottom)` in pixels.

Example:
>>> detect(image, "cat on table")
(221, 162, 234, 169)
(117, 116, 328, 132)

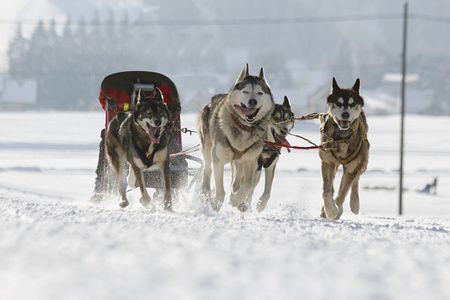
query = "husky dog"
(106, 88, 172, 210)
(319, 78, 369, 220)
(197, 64, 275, 212)
(234, 96, 294, 212)
(254, 96, 294, 212)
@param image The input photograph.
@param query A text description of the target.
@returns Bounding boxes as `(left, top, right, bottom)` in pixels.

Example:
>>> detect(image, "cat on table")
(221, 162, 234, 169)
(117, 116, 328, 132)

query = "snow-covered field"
(1, 111, 449, 300)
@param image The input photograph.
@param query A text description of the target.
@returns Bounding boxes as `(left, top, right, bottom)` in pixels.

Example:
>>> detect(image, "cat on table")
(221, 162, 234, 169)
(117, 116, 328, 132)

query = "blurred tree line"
(6, 13, 229, 110)
(6, 0, 450, 114)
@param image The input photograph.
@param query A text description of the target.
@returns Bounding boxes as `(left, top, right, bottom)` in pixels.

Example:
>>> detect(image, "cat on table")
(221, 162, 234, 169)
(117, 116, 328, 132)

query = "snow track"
(1, 112, 449, 300)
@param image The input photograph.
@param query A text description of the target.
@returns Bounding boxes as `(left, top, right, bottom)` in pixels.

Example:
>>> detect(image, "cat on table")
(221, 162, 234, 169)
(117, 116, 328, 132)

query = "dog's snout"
(248, 99, 257, 107)
(154, 119, 162, 126)
(341, 112, 350, 120)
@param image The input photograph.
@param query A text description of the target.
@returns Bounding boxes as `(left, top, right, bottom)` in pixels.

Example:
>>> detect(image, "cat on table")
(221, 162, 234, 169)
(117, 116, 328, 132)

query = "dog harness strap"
(230, 114, 254, 133)
(320, 113, 368, 164)
(332, 138, 363, 164)
(131, 137, 155, 168)
(226, 138, 255, 161)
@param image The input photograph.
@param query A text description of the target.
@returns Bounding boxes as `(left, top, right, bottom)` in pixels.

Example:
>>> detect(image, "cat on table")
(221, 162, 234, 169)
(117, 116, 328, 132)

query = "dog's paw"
(164, 200, 173, 212)
(320, 207, 327, 218)
(350, 200, 360, 215)
(324, 202, 338, 220)
(210, 199, 223, 212)
(90, 193, 103, 203)
(140, 196, 151, 207)
(199, 190, 211, 203)
(119, 200, 129, 208)
(256, 199, 268, 213)
(229, 193, 242, 208)
(237, 202, 248, 213)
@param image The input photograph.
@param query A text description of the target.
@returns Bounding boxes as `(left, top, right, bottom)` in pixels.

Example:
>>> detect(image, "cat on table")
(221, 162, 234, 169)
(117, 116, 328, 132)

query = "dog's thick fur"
(106, 88, 172, 210)
(197, 64, 275, 212)
(319, 78, 370, 220)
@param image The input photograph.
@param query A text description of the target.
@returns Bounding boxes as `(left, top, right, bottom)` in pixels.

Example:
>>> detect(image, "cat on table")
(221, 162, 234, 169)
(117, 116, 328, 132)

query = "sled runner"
(97, 71, 202, 199)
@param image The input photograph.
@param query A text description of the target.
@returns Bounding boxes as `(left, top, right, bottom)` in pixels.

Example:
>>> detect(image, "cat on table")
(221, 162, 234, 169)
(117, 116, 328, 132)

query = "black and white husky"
(106, 88, 172, 210)
(319, 78, 370, 220)
(197, 64, 275, 212)
(253, 96, 294, 212)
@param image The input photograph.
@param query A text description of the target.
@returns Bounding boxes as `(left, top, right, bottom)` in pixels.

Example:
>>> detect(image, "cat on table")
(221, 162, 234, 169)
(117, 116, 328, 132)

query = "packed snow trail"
(0, 112, 449, 300)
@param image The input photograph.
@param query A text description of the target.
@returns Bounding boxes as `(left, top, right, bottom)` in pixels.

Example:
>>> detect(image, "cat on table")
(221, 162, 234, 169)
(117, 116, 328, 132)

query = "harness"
(226, 138, 257, 161)
(320, 113, 368, 164)
(117, 114, 166, 168)
(227, 113, 263, 161)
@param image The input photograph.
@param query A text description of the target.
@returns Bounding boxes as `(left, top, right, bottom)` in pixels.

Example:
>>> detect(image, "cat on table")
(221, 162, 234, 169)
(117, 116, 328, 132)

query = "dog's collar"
(231, 114, 255, 133)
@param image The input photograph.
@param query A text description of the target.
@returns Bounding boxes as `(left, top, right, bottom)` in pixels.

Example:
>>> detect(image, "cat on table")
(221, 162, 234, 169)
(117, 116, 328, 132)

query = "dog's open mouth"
(233, 104, 260, 123)
(147, 123, 161, 144)
(273, 128, 291, 152)
(338, 119, 351, 131)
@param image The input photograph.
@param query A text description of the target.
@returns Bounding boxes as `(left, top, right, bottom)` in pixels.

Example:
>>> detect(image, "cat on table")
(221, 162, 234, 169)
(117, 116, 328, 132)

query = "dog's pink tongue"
(233, 104, 257, 116)
(148, 126, 160, 144)
(340, 120, 350, 127)
(275, 132, 291, 153)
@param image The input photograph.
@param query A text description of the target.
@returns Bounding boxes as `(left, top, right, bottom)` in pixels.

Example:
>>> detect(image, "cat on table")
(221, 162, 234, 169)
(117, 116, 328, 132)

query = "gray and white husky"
(197, 64, 275, 212)
(232, 96, 294, 212)
(106, 88, 172, 210)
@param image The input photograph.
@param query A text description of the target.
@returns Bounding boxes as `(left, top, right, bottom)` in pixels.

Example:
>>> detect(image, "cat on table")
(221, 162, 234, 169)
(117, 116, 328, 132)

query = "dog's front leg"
(107, 150, 128, 208)
(244, 167, 262, 212)
(230, 161, 242, 194)
(160, 159, 172, 211)
(256, 164, 276, 213)
(349, 174, 361, 215)
(321, 162, 339, 219)
(212, 160, 225, 212)
(200, 142, 213, 201)
(335, 169, 358, 219)
(229, 161, 256, 212)
(116, 163, 129, 208)
(132, 166, 151, 207)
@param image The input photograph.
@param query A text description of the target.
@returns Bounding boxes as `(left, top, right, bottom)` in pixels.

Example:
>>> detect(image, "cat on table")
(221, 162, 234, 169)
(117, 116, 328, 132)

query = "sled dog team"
(105, 64, 369, 220)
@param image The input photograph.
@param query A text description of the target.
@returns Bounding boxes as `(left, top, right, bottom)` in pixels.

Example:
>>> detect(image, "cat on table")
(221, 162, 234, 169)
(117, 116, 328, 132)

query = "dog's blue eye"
(146, 109, 151, 115)
(243, 91, 249, 94)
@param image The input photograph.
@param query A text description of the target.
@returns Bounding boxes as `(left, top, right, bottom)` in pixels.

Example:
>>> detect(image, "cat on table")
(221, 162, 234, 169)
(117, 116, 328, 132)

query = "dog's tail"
(196, 104, 211, 145)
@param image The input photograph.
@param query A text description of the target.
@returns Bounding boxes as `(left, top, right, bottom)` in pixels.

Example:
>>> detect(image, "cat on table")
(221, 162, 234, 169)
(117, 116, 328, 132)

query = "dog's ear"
(352, 78, 360, 94)
(259, 67, 265, 80)
(332, 77, 340, 92)
(153, 87, 164, 102)
(259, 67, 271, 89)
(283, 96, 291, 109)
(236, 63, 249, 83)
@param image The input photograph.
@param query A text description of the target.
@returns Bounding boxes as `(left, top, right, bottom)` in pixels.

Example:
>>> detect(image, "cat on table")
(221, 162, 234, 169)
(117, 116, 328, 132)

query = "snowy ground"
(1, 111, 449, 300)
